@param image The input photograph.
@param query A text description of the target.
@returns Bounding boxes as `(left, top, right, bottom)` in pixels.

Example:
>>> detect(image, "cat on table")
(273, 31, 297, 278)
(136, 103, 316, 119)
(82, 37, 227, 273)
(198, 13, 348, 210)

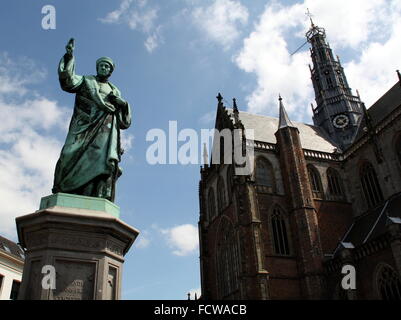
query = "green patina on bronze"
(40, 193, 120, 218)
(52, 38, 132, 202)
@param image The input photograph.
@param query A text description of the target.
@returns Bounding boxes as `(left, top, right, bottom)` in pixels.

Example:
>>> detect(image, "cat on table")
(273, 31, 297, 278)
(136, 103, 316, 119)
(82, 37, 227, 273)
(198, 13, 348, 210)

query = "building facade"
(0, 236, 25, 300)
(198, 21, 401, 300)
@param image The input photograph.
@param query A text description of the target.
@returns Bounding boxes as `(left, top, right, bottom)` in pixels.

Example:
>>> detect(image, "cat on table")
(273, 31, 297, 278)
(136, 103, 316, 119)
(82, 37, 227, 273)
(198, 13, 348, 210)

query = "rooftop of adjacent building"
(0, 235, 25, 261)
(333, 191, 401, 257)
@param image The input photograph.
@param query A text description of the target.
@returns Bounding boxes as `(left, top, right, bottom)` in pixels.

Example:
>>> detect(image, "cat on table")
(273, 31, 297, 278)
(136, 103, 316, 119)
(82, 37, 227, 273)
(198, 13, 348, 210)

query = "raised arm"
(58, 38, 83, 93)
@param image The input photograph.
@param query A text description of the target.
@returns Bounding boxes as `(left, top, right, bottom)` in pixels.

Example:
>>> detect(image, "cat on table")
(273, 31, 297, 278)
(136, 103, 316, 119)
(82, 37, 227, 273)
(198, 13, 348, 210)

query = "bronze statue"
(52, 38, 132, 202)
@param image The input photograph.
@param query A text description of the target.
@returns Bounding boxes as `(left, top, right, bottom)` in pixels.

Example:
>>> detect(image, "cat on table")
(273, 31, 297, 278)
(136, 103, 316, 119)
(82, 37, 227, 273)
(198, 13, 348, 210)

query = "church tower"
(307, 19, 363, 150)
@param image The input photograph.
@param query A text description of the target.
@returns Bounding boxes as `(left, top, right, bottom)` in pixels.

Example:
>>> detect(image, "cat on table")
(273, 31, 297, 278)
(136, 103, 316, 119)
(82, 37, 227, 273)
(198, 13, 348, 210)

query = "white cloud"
(304, 0, 389, 50)
(99, 0, 133, 24)
(234, 2, 310, 119)
(144, 26, 163, 53)
(234, 0, 401, 120)
(343, 0, 401, 106)
(0, 53, 68, 239)
(0, 52, 47, 96)
(161, 224, 199, 256)
(100, 0, 162, 53)
(192, 0, 249, 50)
(128, 6, 158, 33)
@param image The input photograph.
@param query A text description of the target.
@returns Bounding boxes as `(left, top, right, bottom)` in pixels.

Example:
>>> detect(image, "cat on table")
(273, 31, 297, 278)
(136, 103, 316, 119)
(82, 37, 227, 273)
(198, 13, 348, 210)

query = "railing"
(304, 149, 343, 161)
(247, 140, 276, 151)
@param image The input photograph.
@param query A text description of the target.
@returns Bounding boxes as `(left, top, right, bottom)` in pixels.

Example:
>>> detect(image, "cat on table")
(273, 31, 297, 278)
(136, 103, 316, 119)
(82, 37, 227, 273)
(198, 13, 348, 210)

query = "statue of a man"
(52, 38, 132, 202)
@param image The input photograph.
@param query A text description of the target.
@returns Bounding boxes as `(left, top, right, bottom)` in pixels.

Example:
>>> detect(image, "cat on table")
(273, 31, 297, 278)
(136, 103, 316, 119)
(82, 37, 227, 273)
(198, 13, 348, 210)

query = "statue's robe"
(52, 55, 131, 201)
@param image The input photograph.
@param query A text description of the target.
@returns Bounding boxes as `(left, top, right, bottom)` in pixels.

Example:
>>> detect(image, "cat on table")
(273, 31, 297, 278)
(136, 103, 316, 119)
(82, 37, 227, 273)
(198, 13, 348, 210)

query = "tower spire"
(307, 20, 363, 150)
(278, 95, 295, 129)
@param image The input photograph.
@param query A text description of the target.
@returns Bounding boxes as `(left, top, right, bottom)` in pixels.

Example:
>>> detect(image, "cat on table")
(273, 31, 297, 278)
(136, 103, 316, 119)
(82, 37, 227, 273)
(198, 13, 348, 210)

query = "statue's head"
(96, 57, 115, 79)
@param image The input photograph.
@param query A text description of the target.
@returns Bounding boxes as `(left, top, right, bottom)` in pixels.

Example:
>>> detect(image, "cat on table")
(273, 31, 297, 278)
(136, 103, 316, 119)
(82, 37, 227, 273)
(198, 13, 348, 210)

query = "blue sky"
(1, 0, 401, 300)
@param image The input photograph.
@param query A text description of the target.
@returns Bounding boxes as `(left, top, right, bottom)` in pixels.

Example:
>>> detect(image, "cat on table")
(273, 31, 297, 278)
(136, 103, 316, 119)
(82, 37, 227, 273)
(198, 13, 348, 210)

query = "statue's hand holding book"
(108, 92, 127, 110)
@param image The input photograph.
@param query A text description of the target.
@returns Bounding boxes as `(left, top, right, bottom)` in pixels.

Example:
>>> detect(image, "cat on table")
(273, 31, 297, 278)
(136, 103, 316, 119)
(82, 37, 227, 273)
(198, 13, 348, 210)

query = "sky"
(0, 0, 400, 300)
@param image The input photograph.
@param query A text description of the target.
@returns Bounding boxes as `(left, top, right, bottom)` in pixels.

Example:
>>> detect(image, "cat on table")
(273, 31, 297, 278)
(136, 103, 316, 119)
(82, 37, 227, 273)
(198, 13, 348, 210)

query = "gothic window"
(360, 162, 384, 208)
(216, 219, 240, 298)
(271, 207, 290, 256)
(208, 188, 216, 221)
(217, 177, 226, 213)
(255, 158, 275, 193)
(308, 165, 324, 199)
(326, 75, 333, 88)
(327, 168, 344, 199)
(376, 264, 401, 300)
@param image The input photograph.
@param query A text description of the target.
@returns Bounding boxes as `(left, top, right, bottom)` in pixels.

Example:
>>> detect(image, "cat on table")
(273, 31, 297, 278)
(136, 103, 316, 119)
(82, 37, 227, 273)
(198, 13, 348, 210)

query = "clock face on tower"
(333, 114, 349, 128)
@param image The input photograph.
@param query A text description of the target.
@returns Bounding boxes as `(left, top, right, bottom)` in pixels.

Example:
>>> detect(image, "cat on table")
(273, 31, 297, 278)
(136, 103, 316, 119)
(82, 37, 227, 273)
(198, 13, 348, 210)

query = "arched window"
(217, 177, 226, 213)
(271, 207, 290, 256)
(208, 188, 216, 220)
(216, 219, 240, 299)
(376, 264, 401, 300)
(308, 165, 324, 199)
(360, 162, 383, 208)
(327, 168, 344, 200)
(255, 158, 275, 193)
(326, 75, 333, 89)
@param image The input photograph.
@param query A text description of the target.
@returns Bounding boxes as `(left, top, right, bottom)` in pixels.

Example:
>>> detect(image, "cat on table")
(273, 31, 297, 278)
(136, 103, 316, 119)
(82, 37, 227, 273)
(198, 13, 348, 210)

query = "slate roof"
(333, 192, 401, 255)
(0, 235, 25, 261)
(354, 80, 401, 142)
(226, 109, 339, 153)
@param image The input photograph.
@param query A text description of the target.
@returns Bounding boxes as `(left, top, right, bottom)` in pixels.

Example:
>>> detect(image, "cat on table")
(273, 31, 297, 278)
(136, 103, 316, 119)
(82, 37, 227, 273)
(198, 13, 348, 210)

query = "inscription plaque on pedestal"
(53, 260, 95, 300)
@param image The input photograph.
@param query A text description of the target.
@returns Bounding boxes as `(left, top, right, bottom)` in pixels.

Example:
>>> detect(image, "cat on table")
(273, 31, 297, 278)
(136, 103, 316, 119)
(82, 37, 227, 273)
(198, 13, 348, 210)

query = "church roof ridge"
(224, 107, 339, 153)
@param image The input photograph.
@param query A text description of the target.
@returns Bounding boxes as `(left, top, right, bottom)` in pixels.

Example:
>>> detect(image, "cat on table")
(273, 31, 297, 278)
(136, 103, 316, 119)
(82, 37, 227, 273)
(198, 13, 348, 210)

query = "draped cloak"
(52, 55, 131, 199)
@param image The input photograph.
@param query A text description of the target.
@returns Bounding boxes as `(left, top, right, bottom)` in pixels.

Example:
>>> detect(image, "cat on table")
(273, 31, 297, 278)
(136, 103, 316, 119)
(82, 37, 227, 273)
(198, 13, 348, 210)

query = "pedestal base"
(16, 195, 139, 300)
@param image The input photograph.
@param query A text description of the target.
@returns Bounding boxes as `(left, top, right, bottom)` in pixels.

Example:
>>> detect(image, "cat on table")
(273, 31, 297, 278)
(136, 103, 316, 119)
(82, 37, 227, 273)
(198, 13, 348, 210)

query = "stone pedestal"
(15, 193, 139, 300)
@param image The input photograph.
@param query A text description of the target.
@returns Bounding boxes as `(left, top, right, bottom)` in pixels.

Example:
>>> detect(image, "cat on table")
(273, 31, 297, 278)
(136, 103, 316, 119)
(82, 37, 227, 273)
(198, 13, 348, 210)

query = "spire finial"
(278, 95, 295, 129)
(306, 8, 314, 27)
(233, 98, 238, 112)
(216, 93, 223, 103)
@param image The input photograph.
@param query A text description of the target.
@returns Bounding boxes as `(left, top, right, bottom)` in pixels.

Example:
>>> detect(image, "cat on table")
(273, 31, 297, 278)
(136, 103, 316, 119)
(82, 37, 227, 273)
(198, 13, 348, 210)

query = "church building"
(198, 20, 401, 300)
